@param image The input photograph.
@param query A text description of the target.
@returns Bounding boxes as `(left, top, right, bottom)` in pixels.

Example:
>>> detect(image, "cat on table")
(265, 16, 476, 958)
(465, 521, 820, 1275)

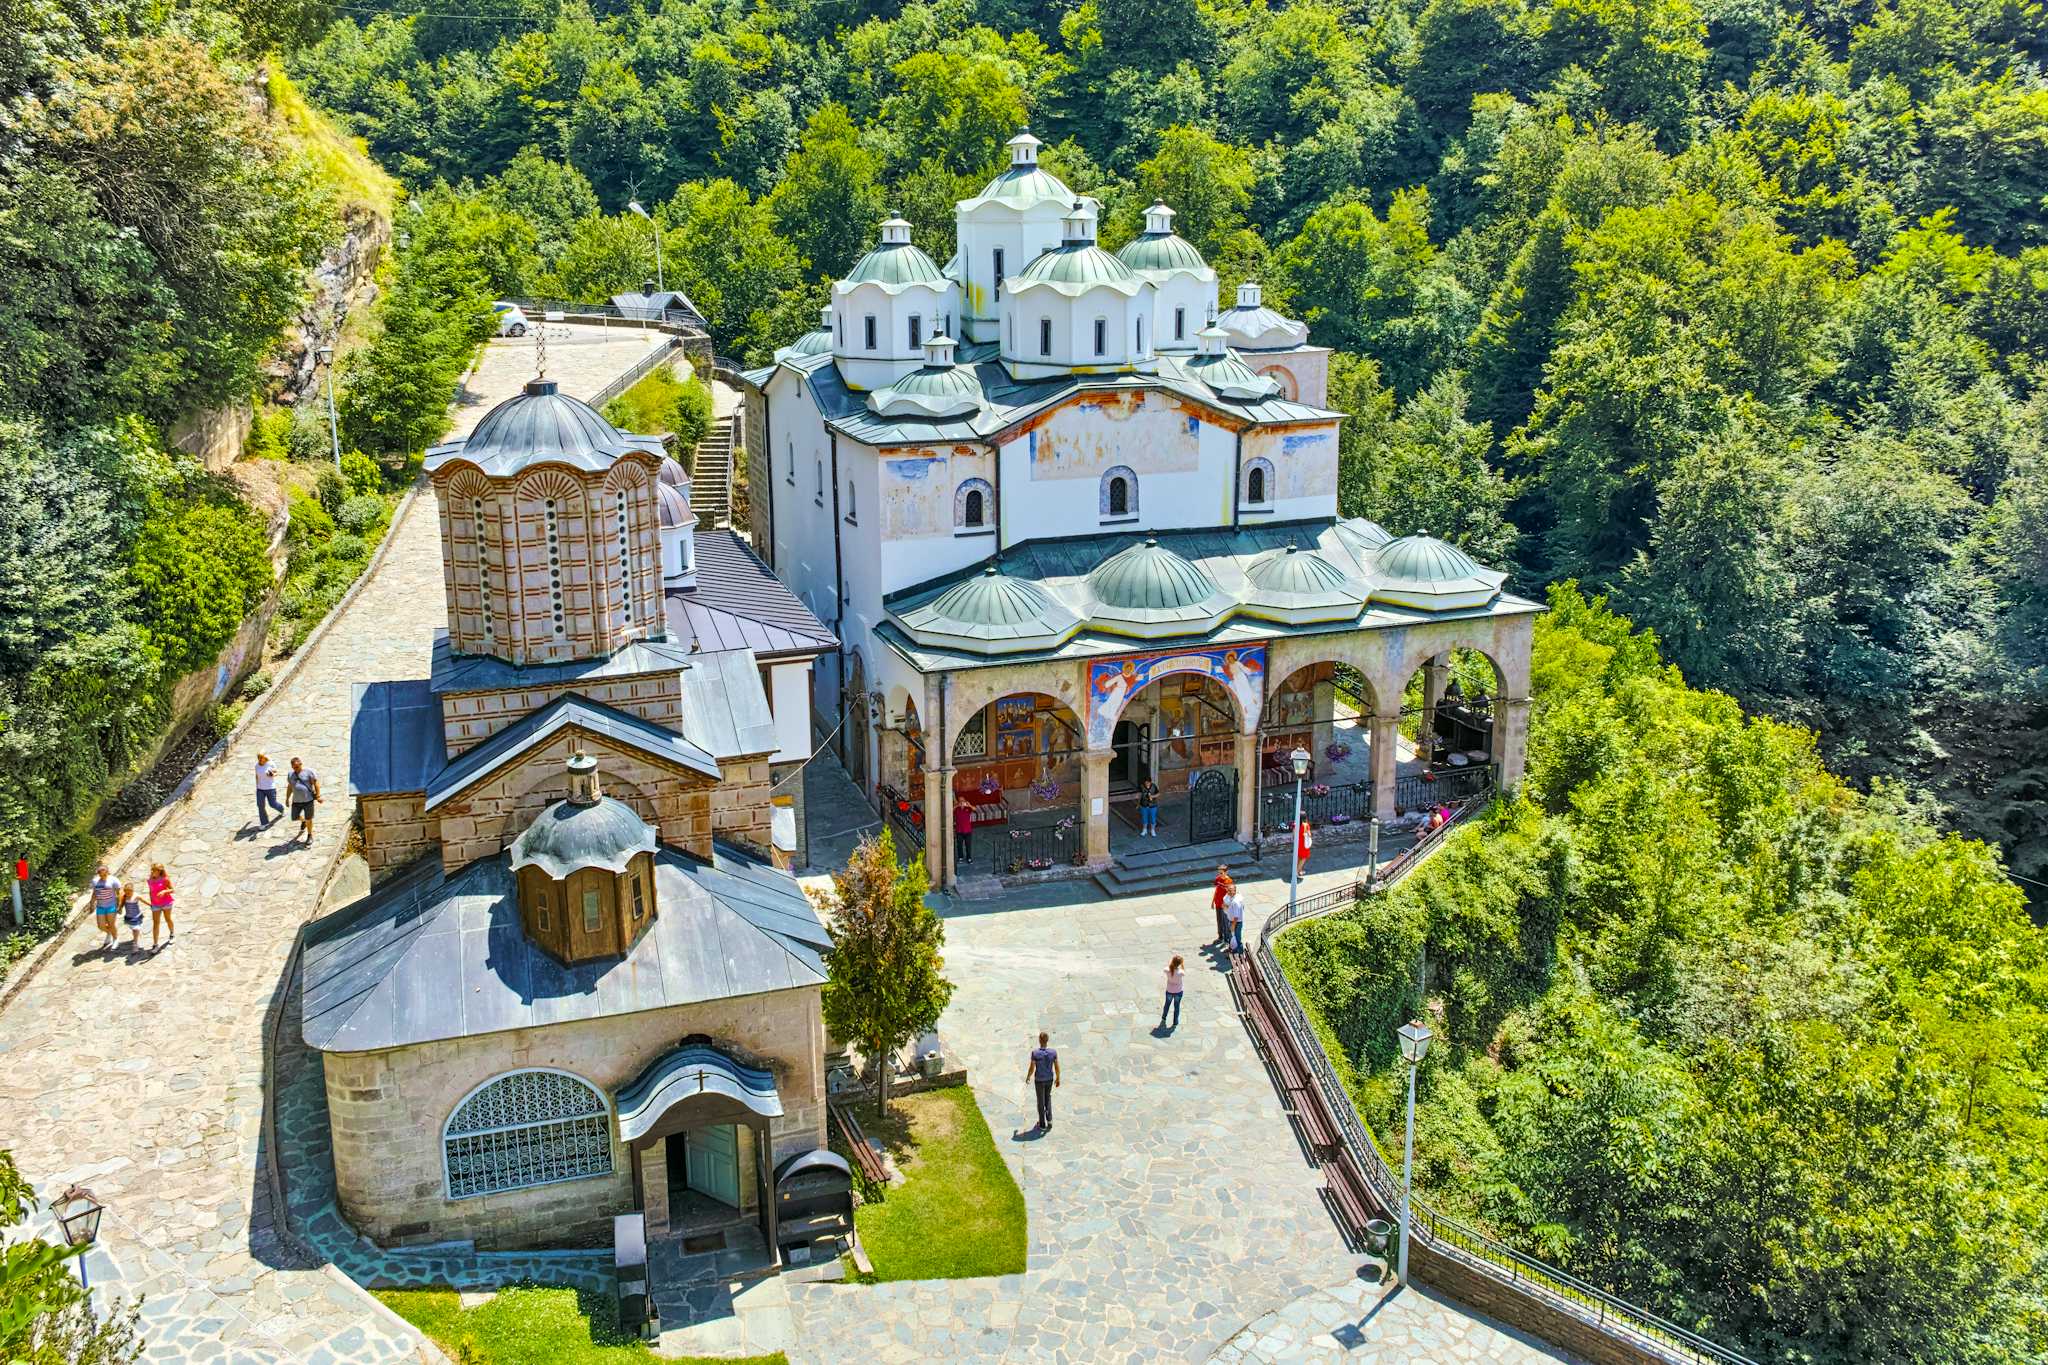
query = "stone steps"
(690, 416, 737, 528)
(1094, 838, 1252, 899)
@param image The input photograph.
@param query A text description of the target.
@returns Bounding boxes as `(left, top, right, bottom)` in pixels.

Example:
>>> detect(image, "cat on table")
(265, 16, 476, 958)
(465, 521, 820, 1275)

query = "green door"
(685, 1124, 741, 1208)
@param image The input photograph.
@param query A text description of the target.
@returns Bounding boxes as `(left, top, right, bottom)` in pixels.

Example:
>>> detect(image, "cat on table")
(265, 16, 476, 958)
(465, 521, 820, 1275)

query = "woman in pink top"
(147, 863, 174, 951)
(1159, 954, 1186, 1030)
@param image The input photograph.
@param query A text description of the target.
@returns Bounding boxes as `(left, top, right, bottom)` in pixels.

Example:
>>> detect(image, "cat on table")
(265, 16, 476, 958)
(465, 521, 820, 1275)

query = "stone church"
(302, 377, 834, 1253)
(742, 130, 1540, 892)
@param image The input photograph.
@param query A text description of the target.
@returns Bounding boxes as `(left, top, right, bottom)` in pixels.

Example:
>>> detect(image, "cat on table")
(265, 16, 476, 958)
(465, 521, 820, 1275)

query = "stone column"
(1369, 712, 1400, 819)
(640, 1139, 669, 1237)
(1083, 749, 1113, 863)
(922, 764, 947, 885)
(1494, 696, 1533, 792)
(1234, 731, 1259, 843)
(1419, 654, 1449, 764)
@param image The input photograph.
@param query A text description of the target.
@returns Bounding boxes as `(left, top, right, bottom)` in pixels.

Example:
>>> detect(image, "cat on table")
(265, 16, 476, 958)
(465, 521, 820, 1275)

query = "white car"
(493, 302, 529, 337)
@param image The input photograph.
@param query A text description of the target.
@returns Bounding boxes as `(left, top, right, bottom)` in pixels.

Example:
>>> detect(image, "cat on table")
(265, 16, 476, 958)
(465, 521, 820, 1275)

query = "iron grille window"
(443, 1070, 612, 1200)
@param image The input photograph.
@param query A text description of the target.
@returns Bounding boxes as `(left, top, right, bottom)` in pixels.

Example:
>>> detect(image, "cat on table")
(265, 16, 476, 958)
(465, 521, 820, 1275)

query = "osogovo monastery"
(742, 130, 1540, 892)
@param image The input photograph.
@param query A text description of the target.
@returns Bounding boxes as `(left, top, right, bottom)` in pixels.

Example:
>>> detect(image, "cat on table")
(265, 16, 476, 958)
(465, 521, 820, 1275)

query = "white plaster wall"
(995, 390, 1240, 544)
(768, 660, 811, 763)
(873, 444, 1000, 600)
(832, 277, 960, 392)
(1241, 422, 1340, 522)
(956, 202, 1068, 343)
(763, 368, 841, 636)
(1149, 273, 1219, 353)
(1001, 282, 1154, 376)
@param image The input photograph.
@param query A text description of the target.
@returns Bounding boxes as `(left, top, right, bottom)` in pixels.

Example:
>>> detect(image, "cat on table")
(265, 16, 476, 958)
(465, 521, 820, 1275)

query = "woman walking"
(119, 881, 144, 950)
(147, 863, 175, 951)
(89, 864, 120, 952)
(1160, 954, 1186, 1029)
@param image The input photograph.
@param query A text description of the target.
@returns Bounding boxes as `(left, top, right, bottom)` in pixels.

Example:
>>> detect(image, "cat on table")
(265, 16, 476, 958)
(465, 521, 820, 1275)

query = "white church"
(741, 131, 1539, 891)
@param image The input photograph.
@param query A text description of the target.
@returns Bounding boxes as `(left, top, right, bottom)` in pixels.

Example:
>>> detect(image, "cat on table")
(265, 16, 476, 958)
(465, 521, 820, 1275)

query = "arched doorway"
(1256, 660, 1376, 836)
(949, 692, 1088, 876)
(1391, 648, 1500, 821)
(845, 651, 870, 792)
(1098, 669, 1246, 850)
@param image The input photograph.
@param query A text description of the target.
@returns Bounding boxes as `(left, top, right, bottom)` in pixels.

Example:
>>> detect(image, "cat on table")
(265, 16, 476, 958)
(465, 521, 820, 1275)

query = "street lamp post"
(1396, 1019, 1433, 1286)
(628, 200, 665, 298)
(1287, 747, 1310, 919)
(317, 345, 342, 473)
(50, 1185, 104, 1311)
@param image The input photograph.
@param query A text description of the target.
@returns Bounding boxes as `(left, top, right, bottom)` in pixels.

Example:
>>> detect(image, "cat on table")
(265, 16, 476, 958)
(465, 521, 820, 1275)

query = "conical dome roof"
(867, 337, 984, 418)
(843, 218, 948, 291)
(961, 130, 1074, 212)
(1240, 545, 1368, 623)
(510, 794, 657, 879)
(427, 378, 660, 478)
(1086, 538, 1234, 635)
(1370, 534, 1507, 611)
(895, 566, 1080, 652)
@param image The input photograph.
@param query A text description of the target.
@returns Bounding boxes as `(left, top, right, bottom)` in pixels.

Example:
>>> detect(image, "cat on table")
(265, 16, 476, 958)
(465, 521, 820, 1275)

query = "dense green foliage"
(1280, 586, 2048, 1362)
(290, 0, 2048, 887)
(602, 364, 715, 453)
(0, 1147, 143, 1361)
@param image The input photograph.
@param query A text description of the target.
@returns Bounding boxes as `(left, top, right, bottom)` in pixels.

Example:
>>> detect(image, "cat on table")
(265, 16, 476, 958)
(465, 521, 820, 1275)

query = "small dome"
(657, 457, 688, 488)
(785, 328, 832, 359)
(431, 378, 654, 478)
(1012, 204, 1144, 297)
(510, 794, 657, 879)
(1218, 282, 1310, 352)
(1085, 538, 1234, 634)
(843, 218, 948, 290)
(655, 480, 694, 529)
(867, 342, 985, 419)
(896, 565, 1080, 652)
(1185, 349, 1281, 401)
(962, 129, 1074, 213)
(1116, 205, 1212, 278)
(1240, 545, 1368, 623)
(1371, 534, 1507, 611)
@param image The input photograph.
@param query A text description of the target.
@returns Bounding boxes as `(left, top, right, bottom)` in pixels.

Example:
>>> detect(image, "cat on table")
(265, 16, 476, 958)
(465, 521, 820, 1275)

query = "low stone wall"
(1414, 1242, 1678, 1365)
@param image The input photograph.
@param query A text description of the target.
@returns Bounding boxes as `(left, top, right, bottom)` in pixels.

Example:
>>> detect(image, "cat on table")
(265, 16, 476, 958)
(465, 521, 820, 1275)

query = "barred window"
(443, 1070, 612, 1200)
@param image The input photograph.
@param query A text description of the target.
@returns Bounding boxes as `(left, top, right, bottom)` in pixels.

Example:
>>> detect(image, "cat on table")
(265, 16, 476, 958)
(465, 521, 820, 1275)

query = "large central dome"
(431, 378, 656, 477)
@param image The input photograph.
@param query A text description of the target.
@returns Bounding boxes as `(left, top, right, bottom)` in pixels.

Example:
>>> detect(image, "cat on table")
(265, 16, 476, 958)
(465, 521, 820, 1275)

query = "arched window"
(954, 477, 994, 530)
(1242, 456, 1275, 507)
(846, 480, 857, 523)
(1101, 465, 1138, 520)
(443, 1069, 612, 1200)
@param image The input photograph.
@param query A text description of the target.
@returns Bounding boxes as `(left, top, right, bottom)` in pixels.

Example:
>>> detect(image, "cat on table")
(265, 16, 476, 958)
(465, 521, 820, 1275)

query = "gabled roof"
(300, 844, 828, 1053)
(424, 692, 720, 812)
(350, 680, 448, 797)
(664, 530, 836, 659)
(678, 649, 778, 759)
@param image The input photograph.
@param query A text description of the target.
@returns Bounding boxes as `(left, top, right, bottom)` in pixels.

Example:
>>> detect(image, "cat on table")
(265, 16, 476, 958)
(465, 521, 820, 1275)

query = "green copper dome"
(1115, 231, 1210, 276)
(844, 220, 948, 290)
(1084, 538, 1234, 636)
(1370, 534, 1507, 611)
(895, 566, 1080, 653)
(868, 362, 985, 419)
(1185, 350, 1281, 401)
(787, 327, 831, 357)
(1012, 244, 1144, 296)
(510, 794, 657, 879)
(1240, 545, 1368, 624)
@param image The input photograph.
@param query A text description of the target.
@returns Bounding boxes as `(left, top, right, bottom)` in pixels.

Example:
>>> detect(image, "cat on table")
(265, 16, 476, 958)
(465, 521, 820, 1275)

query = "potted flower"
(1325, 741, 1352, 762)
(1308, 783, 1331, 798)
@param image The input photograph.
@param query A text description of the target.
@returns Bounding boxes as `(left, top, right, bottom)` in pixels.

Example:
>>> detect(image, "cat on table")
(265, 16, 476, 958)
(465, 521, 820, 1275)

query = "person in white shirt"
(1160, 954, 1186, 1029)
(254, 753, 283, 827)
(1225, 889, 1246, 954)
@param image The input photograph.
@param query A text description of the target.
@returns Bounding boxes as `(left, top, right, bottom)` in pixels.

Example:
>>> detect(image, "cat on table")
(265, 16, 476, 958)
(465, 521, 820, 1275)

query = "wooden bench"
(828, 1098, 889, 1188)
(1230, 956, 1346, 1157)
(1324, 1149, 1382, 1251)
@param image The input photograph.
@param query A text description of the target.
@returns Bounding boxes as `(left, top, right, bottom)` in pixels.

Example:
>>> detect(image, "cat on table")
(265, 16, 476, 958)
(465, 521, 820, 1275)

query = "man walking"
(286, 757, 322, 845)
(953, 799, 975, 867)
(1225, 886, 1246, 954)
(253, 753, 283, 827)
(1024, 1031, 1060, 1132)
(1211, 865, 1233, 947)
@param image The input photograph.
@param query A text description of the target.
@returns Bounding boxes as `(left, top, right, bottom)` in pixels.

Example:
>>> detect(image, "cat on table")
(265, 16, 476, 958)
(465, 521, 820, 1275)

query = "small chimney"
(567, 751, 601, 805)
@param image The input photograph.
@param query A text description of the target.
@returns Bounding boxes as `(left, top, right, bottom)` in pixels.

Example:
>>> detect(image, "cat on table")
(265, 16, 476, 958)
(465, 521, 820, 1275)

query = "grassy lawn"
(373, 1284, 785, 1365)
(847, 1084, 1027, 1282)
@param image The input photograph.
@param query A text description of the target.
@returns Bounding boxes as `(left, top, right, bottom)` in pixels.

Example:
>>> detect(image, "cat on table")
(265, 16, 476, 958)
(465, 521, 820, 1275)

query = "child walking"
(119, 882, 144, 949)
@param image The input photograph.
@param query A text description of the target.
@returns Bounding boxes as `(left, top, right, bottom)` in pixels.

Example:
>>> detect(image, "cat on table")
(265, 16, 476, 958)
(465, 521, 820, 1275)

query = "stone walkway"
(0, 327, 662, 1365)
(1213, 1276, 1571, 1364)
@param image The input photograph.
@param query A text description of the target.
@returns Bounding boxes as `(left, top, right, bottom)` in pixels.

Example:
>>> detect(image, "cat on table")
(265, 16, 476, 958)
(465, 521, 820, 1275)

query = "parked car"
(493, 302, 529, 337)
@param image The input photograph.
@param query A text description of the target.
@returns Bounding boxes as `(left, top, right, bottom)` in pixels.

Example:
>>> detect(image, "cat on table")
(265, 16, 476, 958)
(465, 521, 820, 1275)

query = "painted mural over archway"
(1087, 644, 1265, 747)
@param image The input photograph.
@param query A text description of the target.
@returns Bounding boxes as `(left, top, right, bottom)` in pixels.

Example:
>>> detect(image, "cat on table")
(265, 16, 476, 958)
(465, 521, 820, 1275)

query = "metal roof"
(1087, 538, 1229, 614)
(960, 162, 1073, 213)
(424, 692, 720, 812)
(1010, 243, 1144, 297)
(894, 566, 1081, 653)
(423, 379, 665, 479)
(867, 361, 984, 418)
(617, 1044, 783, 1142)
(430, 632, 695, 697)
(677, 649, 778, 759)
(1115, 231, 1211, 277)
(350, 680, 448, 797)
(300, 844, 828, 1053)
(664, 531, 835, 659)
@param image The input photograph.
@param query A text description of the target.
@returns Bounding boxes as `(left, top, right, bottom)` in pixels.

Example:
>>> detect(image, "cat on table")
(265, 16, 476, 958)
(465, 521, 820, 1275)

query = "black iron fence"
(1393, 762, 1497, 815)
(883, 804, 923, 863)
(1258, 779, 1372, 837)
(989, 813, 1084, 876)
(1248, 781, 1756, 1365)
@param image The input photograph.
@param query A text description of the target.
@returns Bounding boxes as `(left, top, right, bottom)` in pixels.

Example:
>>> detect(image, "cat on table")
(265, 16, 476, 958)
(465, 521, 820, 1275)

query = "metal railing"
(1394, 763, 1497, 814)
(1259, 779, 1372, 836)
(588, 336, 684, 411)
(990, 813, 1083, 875)
(1250, 783, 1756, 1365)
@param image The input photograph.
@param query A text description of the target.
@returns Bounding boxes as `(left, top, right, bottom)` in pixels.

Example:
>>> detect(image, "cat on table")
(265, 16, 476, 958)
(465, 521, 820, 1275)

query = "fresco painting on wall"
(1087, 644, 1266, 745)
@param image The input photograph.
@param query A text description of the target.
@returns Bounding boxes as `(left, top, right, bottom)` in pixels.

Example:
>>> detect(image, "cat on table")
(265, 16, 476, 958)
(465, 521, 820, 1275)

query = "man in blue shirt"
(1024, 1031, 1060, 1132)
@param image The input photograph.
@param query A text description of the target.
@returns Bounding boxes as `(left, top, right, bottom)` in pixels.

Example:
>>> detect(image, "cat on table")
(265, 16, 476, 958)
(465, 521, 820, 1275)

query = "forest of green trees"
(1281, 586, 2046, 1362)
(287, 0, 2048, 897)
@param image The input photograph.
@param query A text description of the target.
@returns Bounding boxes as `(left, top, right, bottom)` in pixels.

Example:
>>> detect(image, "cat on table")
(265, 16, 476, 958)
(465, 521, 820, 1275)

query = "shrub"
(314, 464, 346, 512)
(335, 493, 385, 535)
(287, 489, 334, 544)
(43, 828, 101, 886)
(206, 699, 244, 738)
(244, 405, 292, 461)
(326, 531, 369, 562)
(340, 449, 382, 497)
(240, 668, 273, 699)
(102, 771, 174, 824)
(129, 498, 274, 676)
(602, 365, 714, 452)
(287, 404, 333, 462)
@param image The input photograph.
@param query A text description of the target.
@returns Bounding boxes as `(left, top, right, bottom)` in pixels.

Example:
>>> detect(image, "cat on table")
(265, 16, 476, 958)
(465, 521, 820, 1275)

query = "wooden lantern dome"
(509, 752, 659, 964)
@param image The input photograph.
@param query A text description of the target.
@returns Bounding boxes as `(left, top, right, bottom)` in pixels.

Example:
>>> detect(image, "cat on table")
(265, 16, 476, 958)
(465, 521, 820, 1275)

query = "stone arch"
(1258, 365, 1296, 400)
(846, 649, 871, 789)
(1099, 465, 1138, 519)
(954, 477, 994, 530)
(1241, 456, 1275, 507)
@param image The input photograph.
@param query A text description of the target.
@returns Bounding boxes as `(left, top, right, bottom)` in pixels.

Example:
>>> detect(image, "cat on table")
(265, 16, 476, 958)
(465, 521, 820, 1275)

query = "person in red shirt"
(953, 799, 975, 865)
(1211, 865, 1233, 947)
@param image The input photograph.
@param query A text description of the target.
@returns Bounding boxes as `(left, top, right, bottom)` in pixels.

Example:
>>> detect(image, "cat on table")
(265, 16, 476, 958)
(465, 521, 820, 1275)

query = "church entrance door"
(676, 1123, 742, 1208)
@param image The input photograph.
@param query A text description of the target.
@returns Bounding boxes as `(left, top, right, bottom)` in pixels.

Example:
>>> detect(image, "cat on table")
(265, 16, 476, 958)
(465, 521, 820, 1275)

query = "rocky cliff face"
(270, 204, 390, 406)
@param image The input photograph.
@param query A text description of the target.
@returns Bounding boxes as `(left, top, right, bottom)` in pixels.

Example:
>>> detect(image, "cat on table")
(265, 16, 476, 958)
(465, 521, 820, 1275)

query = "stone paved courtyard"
(0, 325, 1573, 1364)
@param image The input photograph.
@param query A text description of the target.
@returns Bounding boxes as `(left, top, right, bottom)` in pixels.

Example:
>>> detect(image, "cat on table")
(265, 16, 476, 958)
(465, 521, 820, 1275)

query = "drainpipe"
(937, 671, 951, 890)
(829, 431, 846, 766)
(991, 439, 1004, 554)
(759, 382, 774, 569)
(1230, 425, 1242, 526)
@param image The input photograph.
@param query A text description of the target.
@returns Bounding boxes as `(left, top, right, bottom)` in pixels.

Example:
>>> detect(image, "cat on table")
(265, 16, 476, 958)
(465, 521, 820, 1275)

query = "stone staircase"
(690, 415, 737, 528)
(1094, 837, 1251, 899)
